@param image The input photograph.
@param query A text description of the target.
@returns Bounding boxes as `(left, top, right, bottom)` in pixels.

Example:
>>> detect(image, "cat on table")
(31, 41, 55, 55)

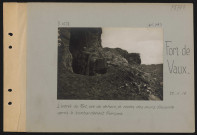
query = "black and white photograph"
(57, 27, 163, 100)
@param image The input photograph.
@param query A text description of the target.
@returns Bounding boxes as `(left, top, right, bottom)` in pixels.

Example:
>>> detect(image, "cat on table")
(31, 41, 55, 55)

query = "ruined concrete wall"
(58, 28, 141, 76)
(69, 28, 102, 54)
(103, 47, 141, 66)
(102, 47, 129, 67)
(126, 53, 141, 65)
(69, 28, 107, 75)
(58, 28, 73, 72)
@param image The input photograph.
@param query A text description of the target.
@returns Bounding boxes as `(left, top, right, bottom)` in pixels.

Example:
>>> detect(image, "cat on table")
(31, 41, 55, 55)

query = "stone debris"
(58, 28, 163, 100)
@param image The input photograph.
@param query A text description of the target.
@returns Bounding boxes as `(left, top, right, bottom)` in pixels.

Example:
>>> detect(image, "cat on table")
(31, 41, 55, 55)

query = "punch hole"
(8, 89, 12, 92)
(8, 102, 12, 105)
(9, 45, 12, 49)
(8, 33, 13, 36)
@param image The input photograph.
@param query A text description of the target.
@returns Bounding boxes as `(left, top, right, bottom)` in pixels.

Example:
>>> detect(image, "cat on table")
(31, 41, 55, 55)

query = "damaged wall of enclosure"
(58, 28, 163, 100)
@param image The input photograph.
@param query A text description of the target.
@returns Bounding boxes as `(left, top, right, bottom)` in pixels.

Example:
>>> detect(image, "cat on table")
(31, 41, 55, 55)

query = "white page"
(26, 3, 194, 132)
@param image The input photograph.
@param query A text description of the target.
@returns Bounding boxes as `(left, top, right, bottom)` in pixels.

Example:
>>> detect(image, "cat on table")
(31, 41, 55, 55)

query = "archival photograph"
(57, 28, 163, 100)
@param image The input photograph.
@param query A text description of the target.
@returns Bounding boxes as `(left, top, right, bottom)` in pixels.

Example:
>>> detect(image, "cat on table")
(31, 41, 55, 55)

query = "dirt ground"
(57, 64, 163, 100)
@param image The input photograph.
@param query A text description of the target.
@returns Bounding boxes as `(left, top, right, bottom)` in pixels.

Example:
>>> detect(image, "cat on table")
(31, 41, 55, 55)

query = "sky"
(101, 28, 163, 65)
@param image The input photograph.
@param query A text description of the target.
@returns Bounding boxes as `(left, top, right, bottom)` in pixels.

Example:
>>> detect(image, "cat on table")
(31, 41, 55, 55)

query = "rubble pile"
(58, 28, 163, 100)
(103, 47, 141, 66)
